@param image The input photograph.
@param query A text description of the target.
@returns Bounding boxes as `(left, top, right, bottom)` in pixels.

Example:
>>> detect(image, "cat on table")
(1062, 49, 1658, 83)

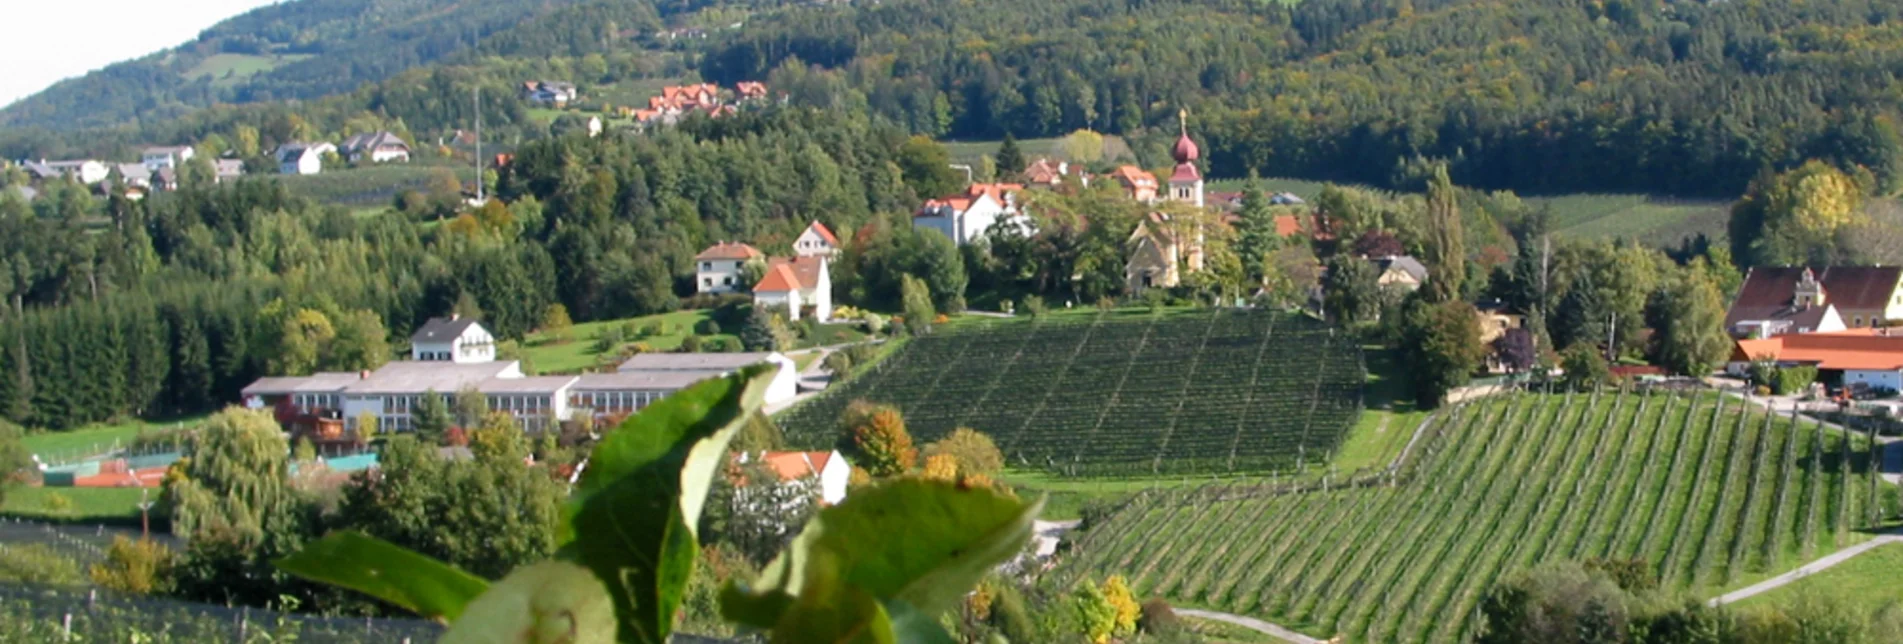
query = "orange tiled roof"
(1732, 329, 1903, 370)
(760, 451, 833, 481)
(1107, 165, 1156, 187)
(807, 221, 839, 245)
(695, 242, 762, 261)
(754, 262, 801, 293)
(1274, 214, 1302, 237)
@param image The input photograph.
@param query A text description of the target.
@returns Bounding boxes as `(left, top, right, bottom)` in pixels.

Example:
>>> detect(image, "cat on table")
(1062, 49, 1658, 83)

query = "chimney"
(451, 312, 460, 321)
(359, 370, 370, 380)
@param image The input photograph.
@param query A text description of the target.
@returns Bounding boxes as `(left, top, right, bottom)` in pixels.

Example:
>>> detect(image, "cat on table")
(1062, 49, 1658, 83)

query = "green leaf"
(559, 364, 776, 644)
(274, 531, 488, 622)
(442, 561, 616, 644)
(727, 479, 1041, 630)
(766, 549, 893, 644)
(883, 600, 959, 644)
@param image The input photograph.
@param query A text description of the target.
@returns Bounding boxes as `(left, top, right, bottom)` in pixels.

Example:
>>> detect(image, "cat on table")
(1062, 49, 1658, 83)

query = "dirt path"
(1176, 609, 1325, 644)
(1708, 532, 1903, 606)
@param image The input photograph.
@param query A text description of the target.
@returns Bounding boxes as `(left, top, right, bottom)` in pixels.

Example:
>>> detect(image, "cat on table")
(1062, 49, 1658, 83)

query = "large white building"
(242, 319, 800, 435)
(695, 242, 763, 295)
(912, 183, 1030, 246)
(141, 146, 195, 171)
(339, 131, 412, 164)
(276, 142, 336, 175)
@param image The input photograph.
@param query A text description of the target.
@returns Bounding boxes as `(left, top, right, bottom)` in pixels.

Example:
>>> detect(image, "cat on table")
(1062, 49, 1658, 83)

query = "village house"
(141, 146, 194, 171)
(1724, 266, 1903, 338)
(243, 319, 800, 437)
(1729, 328, 1903, 393)
(339, 131, 412, 164)
(215, 159, 246, 183)
(275, 142, 336, 175)
(24, 159, 108, 185)
(631, 83, 741, 126)
(695, 242, 763, 295)
(1022, 158, 1088, 189)
(521, 81, 579, 107)
(1371, 255, 1429, 292)
(735, 450, 852, 506)
(913, 182, 1029, 246)
(753, 255, 833, 322)
(794, 220, 840, 257)
(735, 81, 769, 102)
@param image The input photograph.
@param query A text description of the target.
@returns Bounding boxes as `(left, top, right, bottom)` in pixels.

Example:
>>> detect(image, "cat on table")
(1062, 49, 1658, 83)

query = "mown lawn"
(1, 487, 150, 524)
(1735, 541, 1903, 614)
(1332, 347, 1424, 474)
(276, 162, 474, 206)
(23, 417, 202, 463)
(940, 136, 1137, 168)
(521, 310, 733, 374)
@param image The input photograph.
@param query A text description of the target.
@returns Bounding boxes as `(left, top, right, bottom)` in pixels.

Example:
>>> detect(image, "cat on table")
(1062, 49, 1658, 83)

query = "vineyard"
(778, 310, 1364, 477)
(1054, 391, 1896, 643)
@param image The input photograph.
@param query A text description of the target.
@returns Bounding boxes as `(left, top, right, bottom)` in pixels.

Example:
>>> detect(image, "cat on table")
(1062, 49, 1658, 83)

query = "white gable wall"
(817, 452, 851, 505)
(697, 259, 747, 294)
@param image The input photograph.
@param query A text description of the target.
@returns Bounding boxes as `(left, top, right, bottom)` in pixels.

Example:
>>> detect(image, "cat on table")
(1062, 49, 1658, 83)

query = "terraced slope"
(1055, 391, 1891, 642)
(778, 310, 1363, 477)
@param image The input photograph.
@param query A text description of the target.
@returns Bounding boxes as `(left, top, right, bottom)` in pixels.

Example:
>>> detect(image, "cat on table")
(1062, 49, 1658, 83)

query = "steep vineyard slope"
(778, 310, 1364, 477)
(1054, 391, 1893, 643)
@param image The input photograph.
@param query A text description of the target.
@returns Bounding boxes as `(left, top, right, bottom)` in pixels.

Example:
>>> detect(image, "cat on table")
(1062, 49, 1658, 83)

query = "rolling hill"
(1054, 391, 1892, 642)
(777, 309, 1364, 477)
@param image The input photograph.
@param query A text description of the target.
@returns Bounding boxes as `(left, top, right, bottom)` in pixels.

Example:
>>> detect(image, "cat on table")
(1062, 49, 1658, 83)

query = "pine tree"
(995, 133, 1026, 179)
(1234, 172, 1281, 284)
(414, 389, 451, 445)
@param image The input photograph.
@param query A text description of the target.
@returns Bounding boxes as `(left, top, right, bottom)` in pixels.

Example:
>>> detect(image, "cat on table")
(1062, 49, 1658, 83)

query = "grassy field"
(1330, 348, 1424, 474)
(941, 136, 1142, 169)
(1, 487, 150, 524)
(276, 162, 474, 206)
(521, 310, 732, 374)
(1532, 194, 1729, 243)
(1054, 391, 1894, 642)
(780, 308, 1364, 477)
(1735, 541, 1903, 613)
(1205, 177, 1345, 200)
(23, 416, 201, 464)
(182, 53, 311, 86)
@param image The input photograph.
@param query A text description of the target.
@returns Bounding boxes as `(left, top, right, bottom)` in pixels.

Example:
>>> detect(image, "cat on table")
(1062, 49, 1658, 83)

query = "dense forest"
(706, 0, 1903, 196)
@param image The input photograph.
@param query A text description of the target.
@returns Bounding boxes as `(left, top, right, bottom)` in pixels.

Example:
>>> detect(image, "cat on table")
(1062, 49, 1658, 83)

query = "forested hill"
(0, 0, 620, 131)
(706, 0, 1903, 197)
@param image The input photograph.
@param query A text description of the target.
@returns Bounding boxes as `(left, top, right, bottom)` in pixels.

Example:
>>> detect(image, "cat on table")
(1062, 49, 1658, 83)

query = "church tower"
(1166, 110, 1204, 208)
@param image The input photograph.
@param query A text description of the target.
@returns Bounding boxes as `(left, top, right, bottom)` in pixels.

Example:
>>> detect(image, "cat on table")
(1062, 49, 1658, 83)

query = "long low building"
(1728, 327, 1903, 392)
(241, 318, 800, 436)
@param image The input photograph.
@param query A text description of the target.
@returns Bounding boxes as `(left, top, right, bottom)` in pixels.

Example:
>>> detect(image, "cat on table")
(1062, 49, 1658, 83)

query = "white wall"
(755, 288, 803, 320)
(818, 454, 851, 505)
(1847, 369, 1903, 392)
(808, 261, 832, 322)
(794, 229, 835, 256)
(368, 148, 409, 163)
(764, 353, 800, 405)
(697, 259, 747, 294)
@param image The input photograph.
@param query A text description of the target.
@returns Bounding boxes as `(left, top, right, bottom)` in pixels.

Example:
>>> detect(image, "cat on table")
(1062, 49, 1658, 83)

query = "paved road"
(1708, 532, 1903, 606)
(1176, 609, 1325, 644)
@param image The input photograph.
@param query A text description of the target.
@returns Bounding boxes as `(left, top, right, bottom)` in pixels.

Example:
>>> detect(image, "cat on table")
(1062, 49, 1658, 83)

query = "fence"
(0, 583, 445, 643)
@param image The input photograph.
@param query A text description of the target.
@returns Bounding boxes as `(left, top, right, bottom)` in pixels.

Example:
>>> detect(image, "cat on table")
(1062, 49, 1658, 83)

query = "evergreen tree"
(413, 389, 451, 445)
(995, 134, 1026, 178)
(1234, 173, 1280, 285)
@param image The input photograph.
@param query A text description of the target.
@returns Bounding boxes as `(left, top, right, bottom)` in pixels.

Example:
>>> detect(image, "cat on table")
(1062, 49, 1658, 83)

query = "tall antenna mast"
(474, 87, 484, 203)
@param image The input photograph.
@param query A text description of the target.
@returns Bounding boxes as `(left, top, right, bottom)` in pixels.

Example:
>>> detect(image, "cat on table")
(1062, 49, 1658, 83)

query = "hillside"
(0, 0, 632, 131)
(1054, 391, 1893, 642)
(778, 309, 1364, 477)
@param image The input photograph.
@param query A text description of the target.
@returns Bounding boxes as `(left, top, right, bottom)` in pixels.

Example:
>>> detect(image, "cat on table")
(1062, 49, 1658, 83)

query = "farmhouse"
(1725, 266, 1903, 337)
(695, 242, 763, 294)
(410, 314, 496, 363)
(1370, 255, 1429, 292)
(24, 159, 108, 185)
(753, 255, 832, 322)
(794, 220, 840, 257)
(1728, 328, 1903, 393)
(275, 142, 336, 175)
(141, 145, 194, 171)
(521, 80, 579, 107)
(913, 182, 1029, 246)
(339, 131, 412, 164)
(215, 159, 246, 183)
(1022, 158, 1087, 189)
(736, 450, 852, 506)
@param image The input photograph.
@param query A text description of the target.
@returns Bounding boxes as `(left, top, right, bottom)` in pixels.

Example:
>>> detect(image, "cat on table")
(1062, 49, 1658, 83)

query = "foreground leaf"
(442, 561, 616, 644)
(727, 479, 1041, 631)
(560, 364, 776, 643)
(274, 531, 488, 622)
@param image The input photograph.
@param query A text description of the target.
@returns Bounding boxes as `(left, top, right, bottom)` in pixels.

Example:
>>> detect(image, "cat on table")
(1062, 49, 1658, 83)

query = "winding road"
(1176, 609, 1325, 644)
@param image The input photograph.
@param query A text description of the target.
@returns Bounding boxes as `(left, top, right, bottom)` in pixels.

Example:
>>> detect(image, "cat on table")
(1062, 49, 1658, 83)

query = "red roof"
(761, 451, 833, 481)
(806, 221, 839, 245)
(754, 262, 801, 293)
(1169, 162, 1202, 183)
(1172, 132, 1200, 163)
(695, 242, 762, 261)
(1274, 214, 1302, 237)
(1106, 165, 1156, 187)
(1727, 266, 1903, 328)
(1732, 328, 1903, 371)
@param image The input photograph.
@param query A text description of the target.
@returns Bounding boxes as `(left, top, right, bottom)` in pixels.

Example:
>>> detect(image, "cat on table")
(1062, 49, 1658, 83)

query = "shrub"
(680, 335, 705, 353)
(1023, 295, 1047, 319)
(1096, 297, 1116, 312)
(823, 352, 855, 378)
(1138, 598, 1181, 635)
(924, 428, 1004, 477)
(640, 320, 666, 337)
(42, 492, 72, 514)
(989, 582, 1038, 643)
(1072, 579, 1117, 644)
(591, 326, 626, 354)
(1102, 576, 1140, 637)
(0, 543, 84, 587)
(90, 536, 177, 595)
(840, 401, 917, 476)
(694, 319, 721, 336)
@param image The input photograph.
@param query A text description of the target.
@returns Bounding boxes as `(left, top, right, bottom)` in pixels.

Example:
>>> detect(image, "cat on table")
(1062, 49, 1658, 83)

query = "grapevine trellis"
(778, 310, 1364, 477)
(1053, 390, 1893, 644)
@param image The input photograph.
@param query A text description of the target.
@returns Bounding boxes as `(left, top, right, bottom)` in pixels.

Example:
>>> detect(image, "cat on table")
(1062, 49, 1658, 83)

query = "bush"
(823, 352, 855, 378)
(989, 582, 1038, 643)
(591, 326, 626, 354)
(90, 536, 177, 595)
(1023, 295, 1047, 319)
(694, 319, 721, 336)
(1139, 598, 1181, 635)
(680, 335, 705, 352)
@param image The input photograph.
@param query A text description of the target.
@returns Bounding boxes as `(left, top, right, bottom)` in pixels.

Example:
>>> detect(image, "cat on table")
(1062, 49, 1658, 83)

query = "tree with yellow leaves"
(1102, 575, 1140, 637)
(1730, 160, 1868, 266)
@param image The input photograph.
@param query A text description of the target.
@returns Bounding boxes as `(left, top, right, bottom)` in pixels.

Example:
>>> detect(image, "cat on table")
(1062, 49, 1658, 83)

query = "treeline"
(705, 0, 1903, 197)
(0, 108, 968, 428)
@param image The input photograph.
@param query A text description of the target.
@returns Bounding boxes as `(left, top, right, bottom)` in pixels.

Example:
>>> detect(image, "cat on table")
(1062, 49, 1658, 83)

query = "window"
(724, 277, 733, 285)
(701, 262, 711, 271)
(703, 278, 712, 287)
(1856, 317, 1865, 327)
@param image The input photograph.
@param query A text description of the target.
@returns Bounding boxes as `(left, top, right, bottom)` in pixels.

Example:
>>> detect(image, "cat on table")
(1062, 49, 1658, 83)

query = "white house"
(141, 146, 195, 171)
(587, 116, 604, 138)
(794, 220, 840, 257)
(410, 315, 496, 363)
(276, 142, 336, 175)
(695, 242, 763, 295)
(521, 81, 579, 107)
(753, 256, 831, 322)
(614, 351, 800, 406)
(214, 159, 246, 183)
(29, 160, 109, 185)
(739, 450, 852, 506)
(913, 183, 1028, 246)
(339, 131, 412, 164)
